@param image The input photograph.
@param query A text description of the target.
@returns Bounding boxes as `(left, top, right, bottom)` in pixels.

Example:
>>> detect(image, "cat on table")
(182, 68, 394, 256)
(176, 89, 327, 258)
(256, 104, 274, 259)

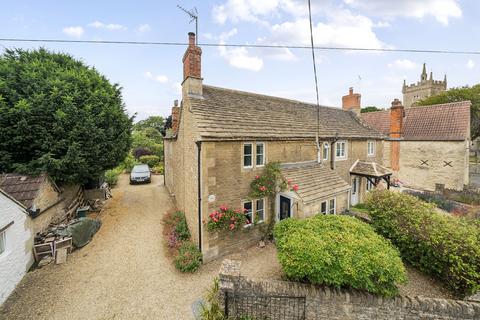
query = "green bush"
(274, 215, 406, 297)
(174, 211, 191, 241)
(104, 167, 123, 186)
(152, 163, 164, 174)
(175, 241, 202, 273)
(366, 190, 480, 297)
(139, 155, 160, 167)
(121, 153, 140, 173)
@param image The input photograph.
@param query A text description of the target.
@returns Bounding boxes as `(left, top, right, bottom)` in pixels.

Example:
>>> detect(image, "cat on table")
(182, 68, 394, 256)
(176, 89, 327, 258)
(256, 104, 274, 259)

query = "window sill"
(335, 157, 347, 161)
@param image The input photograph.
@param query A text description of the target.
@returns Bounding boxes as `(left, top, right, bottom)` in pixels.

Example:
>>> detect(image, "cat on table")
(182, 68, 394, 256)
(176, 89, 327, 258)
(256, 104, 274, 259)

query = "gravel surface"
(0, 174, 282, 320)
(0, 174, 454, 320)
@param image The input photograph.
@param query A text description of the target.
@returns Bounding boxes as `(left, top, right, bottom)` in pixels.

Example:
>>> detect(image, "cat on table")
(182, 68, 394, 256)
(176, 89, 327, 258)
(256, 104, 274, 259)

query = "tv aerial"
(177, 5, 198, 45)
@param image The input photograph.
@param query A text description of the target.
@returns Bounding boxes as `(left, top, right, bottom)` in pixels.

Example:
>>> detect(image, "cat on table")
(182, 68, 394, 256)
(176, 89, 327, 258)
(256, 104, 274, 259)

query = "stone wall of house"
(219, 259, 480, 320)
(299, 191, 349, 218)
(0, 192, 34, 305)
(201, 139, 383, 262)
(32, 179, 64, 234)
(398, 140, 469, 191)
(164, 97, 200, 248)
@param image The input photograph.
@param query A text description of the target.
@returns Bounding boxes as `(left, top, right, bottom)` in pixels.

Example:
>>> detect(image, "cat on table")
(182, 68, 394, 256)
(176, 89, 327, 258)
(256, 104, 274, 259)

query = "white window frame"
(255, 198, 265, 223)
(322, 142, 329, 161)
(367, 140, 375, 156)
(256, 142, 265, 167)
(243, 200, 253, 227)
(0, 229, 6, 256)
(328, 198, 336, 214)
(243, 143, 253, 169)
(335, 140, 347, 160)
(320, 201, 328, 214)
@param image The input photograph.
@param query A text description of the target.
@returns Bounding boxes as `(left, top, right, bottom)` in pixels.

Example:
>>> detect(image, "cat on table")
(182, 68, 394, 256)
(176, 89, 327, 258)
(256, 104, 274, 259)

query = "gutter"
(195, 141, 202, 253)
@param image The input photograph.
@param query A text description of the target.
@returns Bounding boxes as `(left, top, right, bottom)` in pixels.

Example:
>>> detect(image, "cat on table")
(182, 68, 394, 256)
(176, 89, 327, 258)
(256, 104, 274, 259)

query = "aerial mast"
(177, 5, 198, 44)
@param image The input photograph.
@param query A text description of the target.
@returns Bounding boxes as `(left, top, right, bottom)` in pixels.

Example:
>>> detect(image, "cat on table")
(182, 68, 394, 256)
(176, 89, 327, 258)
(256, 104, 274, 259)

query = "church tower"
(402, 63, 447, 108)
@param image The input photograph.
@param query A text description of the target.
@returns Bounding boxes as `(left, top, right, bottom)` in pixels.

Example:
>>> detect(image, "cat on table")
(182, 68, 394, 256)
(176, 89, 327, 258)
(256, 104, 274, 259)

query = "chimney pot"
(174, 99, 178, 107)
(349, 87, 353, 94)
(188, 32, 196, 46)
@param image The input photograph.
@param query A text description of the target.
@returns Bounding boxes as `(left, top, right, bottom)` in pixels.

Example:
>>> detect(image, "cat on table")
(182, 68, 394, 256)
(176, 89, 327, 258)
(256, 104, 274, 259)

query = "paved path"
(0, 175, 228, 319)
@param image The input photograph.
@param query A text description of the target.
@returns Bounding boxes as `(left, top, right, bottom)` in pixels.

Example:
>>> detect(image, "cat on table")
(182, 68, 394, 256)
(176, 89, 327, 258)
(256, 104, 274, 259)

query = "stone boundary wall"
(219, 259, 480, 320)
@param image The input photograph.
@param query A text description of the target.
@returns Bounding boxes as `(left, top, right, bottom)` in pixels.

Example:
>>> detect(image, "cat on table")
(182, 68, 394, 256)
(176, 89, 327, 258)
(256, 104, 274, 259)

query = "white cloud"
(388, 59, 417, 70)
(87, 21, 127, 31)
(62, 26, 84, 38)
(144, 71, 168, 83)
(467, 60, 475, 69)
(213, 0, 280, 24)
(137, 24, 151, 33)
(172, 82, 182, 95)
(218, 44, 264, 71)
(343, 0, 462, 25)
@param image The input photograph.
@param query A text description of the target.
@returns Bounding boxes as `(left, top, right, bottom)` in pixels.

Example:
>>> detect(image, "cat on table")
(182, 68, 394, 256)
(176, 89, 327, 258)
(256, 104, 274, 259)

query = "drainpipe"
(330, 141, 336, 170)
(195, 141, 202, 253)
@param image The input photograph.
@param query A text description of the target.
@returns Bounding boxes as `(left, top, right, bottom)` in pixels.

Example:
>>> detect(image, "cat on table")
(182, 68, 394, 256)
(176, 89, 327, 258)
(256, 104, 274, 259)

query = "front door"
(351, 177, 359, 206)
(279, 196, 291, 220)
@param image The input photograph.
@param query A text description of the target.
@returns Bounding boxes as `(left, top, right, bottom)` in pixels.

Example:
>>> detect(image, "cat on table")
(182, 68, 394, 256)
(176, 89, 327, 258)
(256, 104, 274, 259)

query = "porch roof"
(349, 160, 392, 178)
(281, 162, 351, 204)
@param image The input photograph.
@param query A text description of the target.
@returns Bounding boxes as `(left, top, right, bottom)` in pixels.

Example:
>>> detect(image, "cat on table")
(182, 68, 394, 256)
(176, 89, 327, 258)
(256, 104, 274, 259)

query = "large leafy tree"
(361, 106, 383, 113)
(0, 48, 133, 183)
(133, 116, 164, 134)
(418, 84, 480, 140)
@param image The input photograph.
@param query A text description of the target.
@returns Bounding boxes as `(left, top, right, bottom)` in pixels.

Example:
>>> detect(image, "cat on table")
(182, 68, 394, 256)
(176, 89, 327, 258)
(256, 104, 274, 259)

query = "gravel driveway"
(0, 174, 280, 320)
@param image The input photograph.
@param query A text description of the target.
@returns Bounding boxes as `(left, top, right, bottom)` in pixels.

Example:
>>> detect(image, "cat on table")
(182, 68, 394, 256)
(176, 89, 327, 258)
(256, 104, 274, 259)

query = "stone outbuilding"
(361, 100, 470, 191)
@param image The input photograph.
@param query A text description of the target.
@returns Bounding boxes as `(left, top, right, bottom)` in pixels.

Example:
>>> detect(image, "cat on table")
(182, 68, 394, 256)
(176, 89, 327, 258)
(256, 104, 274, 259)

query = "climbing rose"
(259, 186, 266, 192)
(255, 175, 260, 179)
(229, 223, 235, 230)
(292, 184, 299, 191)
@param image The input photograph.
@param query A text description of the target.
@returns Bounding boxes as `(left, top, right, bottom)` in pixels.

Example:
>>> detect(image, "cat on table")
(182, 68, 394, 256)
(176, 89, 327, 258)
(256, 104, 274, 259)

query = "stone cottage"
(0, 189, 34, 305)
(164, 33, 390, 262)
(0, 173, 64, 234)
(361, 100, 470, 191)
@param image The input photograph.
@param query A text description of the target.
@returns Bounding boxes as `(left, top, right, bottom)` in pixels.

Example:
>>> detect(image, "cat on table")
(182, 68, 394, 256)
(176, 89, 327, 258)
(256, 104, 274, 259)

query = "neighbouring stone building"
(361, 100, 471, 191)
(0, 173, 64, 234)
(0, 189, 34, 305)
(164, 33, 391, 262)
(402, 63, 447, 108)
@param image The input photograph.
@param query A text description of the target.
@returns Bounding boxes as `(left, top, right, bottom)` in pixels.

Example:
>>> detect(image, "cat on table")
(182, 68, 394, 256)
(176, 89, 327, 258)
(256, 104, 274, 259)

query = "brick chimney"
(171, 100, 180, 135)
(342, 87, 361, 116)
(389, 98, 404, 171)
(182, 32, 203, 97)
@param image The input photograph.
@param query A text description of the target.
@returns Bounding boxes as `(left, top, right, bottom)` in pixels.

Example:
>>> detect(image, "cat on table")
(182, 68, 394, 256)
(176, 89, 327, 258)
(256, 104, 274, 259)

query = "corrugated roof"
(361, 101, 471, 141)
(0, 173, 47, 208)
(189, 85, 384, 140)
(281, 162, 350, 204)
(350, 160, 392, 177)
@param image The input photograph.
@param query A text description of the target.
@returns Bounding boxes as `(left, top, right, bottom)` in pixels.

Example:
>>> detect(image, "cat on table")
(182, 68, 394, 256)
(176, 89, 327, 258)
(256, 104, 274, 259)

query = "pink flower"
(255, 175, 260, 179)
(292, 184, 299, 191)
(229, 224, 235, 230)
(243, 208, 248, 213)
(259, 186, 266, 192)
(219, 205, 228, 212)
(234, 209, 240, 214)
(287, 179, 292, 184)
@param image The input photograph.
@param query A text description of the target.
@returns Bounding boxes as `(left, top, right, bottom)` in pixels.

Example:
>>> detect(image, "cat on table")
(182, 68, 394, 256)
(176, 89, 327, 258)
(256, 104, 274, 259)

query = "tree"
(361, 106, 383, 113)
(0, 48, 133, 183)
(418, 84, 480, 139)
(133, 116, 165, 134)
(162, 115, 172, 136)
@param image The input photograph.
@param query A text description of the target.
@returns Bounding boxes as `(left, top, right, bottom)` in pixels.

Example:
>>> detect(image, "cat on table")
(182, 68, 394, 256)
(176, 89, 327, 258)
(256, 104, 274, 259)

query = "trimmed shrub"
(152, 163, 164, 174)
(104, 167, 123, 186)
(174, 211, 191, 241)
(139, 155, 160, 167)
(274, 215, 406, 297)
(366, 190, 480, 297)
(175, 241, 202, 273)
(132, 147, 153, 159)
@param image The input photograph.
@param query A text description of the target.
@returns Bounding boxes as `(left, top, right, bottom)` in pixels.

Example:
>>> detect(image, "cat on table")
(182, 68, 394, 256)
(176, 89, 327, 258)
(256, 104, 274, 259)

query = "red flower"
(220, 205, 228, 212)
(209, 213, 214, 218)
(292, 184, 299, 191)
(259, 186, 266, 192)
(255, 175, 260, 179)
(229, 224, 235, 230)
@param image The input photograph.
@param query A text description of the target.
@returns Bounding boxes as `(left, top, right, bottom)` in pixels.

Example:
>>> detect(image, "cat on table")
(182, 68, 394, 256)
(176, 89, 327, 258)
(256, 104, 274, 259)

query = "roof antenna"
(177, 5, 198, 45)
(307, 0, 321, 164)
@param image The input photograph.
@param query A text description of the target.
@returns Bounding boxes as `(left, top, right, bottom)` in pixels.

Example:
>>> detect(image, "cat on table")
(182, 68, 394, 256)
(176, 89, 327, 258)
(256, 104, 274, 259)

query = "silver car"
(129, 164, 151, 184)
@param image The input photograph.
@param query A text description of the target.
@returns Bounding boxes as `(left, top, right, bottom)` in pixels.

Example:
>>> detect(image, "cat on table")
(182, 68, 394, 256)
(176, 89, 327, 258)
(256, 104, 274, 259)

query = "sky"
(1, 0, 479, 120)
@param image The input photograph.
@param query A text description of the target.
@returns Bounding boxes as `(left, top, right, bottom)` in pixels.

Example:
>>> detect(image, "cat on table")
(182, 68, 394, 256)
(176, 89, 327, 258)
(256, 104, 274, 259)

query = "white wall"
(0, 192, 34, 305)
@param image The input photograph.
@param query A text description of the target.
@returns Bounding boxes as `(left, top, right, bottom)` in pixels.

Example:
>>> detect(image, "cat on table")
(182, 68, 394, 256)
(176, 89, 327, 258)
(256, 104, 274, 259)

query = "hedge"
(274, 215, 406, 297)
(139, 155, 160, 168)
(366, 190, 480, 297)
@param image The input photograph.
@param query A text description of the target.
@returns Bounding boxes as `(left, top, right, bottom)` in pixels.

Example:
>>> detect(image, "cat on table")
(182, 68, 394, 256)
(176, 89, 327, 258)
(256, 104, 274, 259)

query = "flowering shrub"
(249, 162, 299, 199)
(175, 241, 202, 273)
(206, 205, 249, 232)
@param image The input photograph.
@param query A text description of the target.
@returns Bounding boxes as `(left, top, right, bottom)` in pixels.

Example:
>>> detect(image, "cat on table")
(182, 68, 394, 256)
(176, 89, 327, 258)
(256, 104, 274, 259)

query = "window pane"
(0, 231, 5, 254)
(256, 199, 264, 222)
(244, 201, 253, 225)
(256, 154, 264, 166)
(329, 199, 335, 214)
(256, 143, 264, 165)
(323, 143, 329, 160)
(244, 144, 252, 167)
(321, 201, 327, 214)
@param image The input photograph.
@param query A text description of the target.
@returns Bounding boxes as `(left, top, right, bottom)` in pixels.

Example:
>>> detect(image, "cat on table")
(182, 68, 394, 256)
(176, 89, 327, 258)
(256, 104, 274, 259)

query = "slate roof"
(189, 85, 384, 141)
(361, 101, 471, 141)
(281, 162, 351, 204)
(350, 160, 392, 177)
(0, 173, 48, 208)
